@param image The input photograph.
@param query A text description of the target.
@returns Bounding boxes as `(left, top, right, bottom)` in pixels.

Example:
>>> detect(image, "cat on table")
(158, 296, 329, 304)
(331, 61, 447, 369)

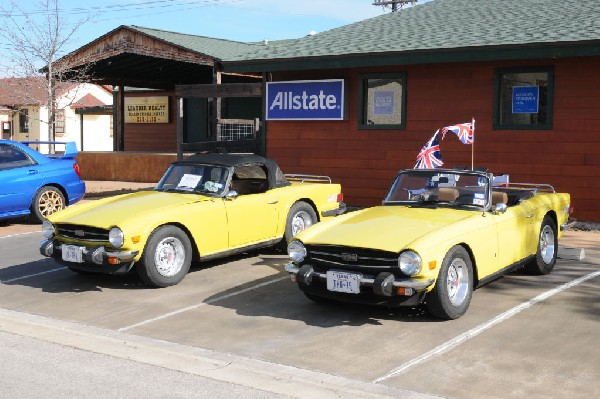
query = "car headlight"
(42, 220, 55, 239)
(108, 227, 124, 248)
(288, 240, 307, 263)
(399, 251, 421, 276)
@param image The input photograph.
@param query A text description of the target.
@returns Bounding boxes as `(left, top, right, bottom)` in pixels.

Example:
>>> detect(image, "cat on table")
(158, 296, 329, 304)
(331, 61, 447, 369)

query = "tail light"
(73, 162, 82, 178)
(336, 193, 344, 202)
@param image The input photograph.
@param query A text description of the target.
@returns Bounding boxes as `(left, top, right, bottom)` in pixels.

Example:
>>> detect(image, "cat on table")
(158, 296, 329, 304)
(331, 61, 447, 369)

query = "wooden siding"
(266, 57, 600, 222)
(76, 152, 177, 182)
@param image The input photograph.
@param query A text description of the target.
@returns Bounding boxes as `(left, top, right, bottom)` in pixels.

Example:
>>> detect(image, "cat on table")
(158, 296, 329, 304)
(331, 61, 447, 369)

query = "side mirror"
(494, 202, 508, 214)
(225, 190, 239, 200)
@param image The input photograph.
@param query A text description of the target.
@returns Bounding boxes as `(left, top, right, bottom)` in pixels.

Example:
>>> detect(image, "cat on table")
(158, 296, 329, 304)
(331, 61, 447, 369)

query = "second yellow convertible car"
(40, 153, 344, 287)
(285, 168, 571, 320)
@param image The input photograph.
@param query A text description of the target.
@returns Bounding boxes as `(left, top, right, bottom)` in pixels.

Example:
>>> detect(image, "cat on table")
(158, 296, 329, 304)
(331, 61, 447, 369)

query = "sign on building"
(125, 96, 169, 123)
(266, 79, 345, 120)
(512, 86, 539, 114)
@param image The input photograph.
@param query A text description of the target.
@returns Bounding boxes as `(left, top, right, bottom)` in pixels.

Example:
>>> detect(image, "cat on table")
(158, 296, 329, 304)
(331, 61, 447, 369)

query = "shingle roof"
(224, 0, 600, 68)
(128, 26, 265, 61)
(0, 77, 75, 106)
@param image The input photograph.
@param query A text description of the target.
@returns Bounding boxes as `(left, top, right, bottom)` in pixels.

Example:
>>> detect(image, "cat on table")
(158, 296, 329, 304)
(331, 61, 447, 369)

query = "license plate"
(327, 271, 361, 294)
(62, 244, 84, 263)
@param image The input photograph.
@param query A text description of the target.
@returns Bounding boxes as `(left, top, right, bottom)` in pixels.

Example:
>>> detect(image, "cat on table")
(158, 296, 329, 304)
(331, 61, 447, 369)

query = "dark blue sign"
(512, 86, 539, 114)
(266, 79, 345, 120)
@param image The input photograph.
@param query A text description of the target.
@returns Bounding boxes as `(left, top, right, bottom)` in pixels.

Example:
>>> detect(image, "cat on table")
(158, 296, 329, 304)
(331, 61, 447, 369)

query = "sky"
(0, 0, 431, 76)
(1, 0, 431, 54)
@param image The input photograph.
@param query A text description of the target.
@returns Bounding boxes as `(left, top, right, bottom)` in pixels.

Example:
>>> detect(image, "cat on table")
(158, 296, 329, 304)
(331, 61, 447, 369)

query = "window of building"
(359, 73, 406, 130)
(18, 108, 29, 133)
(493, 66, 553, 130)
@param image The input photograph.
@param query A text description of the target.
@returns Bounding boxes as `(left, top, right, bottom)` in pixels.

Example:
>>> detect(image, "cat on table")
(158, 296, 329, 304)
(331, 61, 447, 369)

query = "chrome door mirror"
(225, 190, 239, 200)
(494, 202, 508, 214)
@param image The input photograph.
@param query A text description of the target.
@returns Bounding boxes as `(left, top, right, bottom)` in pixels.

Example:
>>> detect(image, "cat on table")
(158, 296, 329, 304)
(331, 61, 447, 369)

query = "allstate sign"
(266, 79, 345, 120)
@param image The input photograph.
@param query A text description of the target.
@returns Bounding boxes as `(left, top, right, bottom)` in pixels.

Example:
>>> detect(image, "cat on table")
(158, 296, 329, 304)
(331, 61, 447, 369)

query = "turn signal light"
(131, 235, 141, 244)
(396, 287, 414, 296)
(428, 261, 437, 270)
(107, 257, 120, 265)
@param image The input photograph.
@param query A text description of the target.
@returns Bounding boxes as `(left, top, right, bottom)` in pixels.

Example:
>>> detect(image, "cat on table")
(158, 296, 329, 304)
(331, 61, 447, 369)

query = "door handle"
(268, 200, 278, 205)
(28, 169, 38, 175)
(525, 214, 534, 218)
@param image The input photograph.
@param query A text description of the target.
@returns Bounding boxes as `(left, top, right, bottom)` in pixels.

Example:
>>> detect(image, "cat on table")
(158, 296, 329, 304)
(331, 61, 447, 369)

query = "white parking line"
(0, 231, 39, 239)
(118, 275, 289, 332)
(1, 267, 65, 284)
(374, 269, 600, 383)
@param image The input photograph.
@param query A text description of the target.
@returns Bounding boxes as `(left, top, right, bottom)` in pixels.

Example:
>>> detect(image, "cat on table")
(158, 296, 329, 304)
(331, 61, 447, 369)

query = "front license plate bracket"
(62, 244, 84, 263)
(327, 270, 361, 294)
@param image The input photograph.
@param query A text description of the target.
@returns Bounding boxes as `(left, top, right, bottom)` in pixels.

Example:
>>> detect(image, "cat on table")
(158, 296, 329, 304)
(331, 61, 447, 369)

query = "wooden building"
(59, 0, 600, 221)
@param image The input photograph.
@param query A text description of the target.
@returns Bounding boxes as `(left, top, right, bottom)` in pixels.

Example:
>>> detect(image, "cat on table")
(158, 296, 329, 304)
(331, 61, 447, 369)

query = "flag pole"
(471, 117, 475, 170)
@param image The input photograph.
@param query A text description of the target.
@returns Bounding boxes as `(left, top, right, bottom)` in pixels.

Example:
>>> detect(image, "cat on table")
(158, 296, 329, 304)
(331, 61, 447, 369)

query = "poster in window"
(512, 86, 539, 114)
(373, 91, 395, 115)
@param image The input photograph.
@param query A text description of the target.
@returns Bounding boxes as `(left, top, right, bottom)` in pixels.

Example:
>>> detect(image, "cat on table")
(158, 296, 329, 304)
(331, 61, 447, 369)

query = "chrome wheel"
(525, 216, 558, 275)
(154, 236, 185, 277)
(539, 224, 556, 264)
(426, 245, 473, 320)
(446, 257, 470, 307)
(291, 210, 314, 236)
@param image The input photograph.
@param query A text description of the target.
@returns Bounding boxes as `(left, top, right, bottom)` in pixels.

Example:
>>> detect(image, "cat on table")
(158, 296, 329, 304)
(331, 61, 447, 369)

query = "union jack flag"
(415, 131, 444, 169)
(442, 122, 474, 144)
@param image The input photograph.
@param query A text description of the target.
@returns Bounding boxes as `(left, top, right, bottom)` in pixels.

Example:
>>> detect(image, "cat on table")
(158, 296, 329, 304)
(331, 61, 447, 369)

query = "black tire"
(524, 215, 557, 275)
(426, 245, 474, 320)
(284, 201, 318, 243)
(137, 225, 192, 287)
(30, 186, 65, 222)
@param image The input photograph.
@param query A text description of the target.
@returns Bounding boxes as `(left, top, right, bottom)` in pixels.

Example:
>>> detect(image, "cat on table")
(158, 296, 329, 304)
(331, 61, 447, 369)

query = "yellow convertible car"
(285, 168, 571, 320)
(40, 153, 344, 287)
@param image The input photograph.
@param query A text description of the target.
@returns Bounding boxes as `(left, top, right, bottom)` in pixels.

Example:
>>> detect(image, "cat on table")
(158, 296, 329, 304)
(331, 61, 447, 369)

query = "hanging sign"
(266, 79, 345, 120)
(125, 96, 170, 123)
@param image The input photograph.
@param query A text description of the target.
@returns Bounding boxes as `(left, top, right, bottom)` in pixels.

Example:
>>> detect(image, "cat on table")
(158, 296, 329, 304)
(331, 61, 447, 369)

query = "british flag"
(442, 122, 474, 144)
(415, 131, 444, 169)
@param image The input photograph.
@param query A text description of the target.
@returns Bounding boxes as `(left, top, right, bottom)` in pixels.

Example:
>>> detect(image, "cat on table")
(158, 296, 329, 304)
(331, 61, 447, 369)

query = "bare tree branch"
(0, 0, 96, 148)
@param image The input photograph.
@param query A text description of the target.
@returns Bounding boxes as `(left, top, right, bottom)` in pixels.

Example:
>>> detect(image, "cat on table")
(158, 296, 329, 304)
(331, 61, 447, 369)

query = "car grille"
(305, 244, 404, 277)
(55, 224, 109, 242)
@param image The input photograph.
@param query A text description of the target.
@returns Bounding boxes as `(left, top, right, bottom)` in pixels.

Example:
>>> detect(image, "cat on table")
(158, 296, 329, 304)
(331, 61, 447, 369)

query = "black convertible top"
(182, 153, 272, 167)
(177, 153, 290, 189)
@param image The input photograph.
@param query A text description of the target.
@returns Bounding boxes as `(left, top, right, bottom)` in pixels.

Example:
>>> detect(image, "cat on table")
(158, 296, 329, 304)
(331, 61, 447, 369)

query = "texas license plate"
(62, 244, 84, 263)
(327, 271, 361, 294)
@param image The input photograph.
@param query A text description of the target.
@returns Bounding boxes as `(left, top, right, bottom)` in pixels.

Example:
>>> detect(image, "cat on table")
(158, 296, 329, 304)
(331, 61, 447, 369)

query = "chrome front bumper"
(40, 239, 139, 267)
(285, 263, 434, 295)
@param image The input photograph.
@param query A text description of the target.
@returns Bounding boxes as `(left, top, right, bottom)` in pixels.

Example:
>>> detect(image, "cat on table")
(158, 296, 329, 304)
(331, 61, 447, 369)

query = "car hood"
(296, 205, 477, 252)
(50, 190, 213, 228)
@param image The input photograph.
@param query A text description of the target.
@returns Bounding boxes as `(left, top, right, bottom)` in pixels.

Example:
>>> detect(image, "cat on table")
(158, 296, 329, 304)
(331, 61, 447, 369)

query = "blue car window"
(0, 144, 34, 170)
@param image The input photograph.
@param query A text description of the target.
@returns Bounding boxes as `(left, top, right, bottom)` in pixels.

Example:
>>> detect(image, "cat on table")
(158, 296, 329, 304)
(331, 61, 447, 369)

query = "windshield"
(383, 170, 491, 210)
(155, 163, 230, 196)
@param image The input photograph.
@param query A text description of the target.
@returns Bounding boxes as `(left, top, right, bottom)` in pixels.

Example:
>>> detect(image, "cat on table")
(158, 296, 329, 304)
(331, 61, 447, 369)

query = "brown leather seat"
(435, 187, 459, 202)
(491, 191, 508, 205)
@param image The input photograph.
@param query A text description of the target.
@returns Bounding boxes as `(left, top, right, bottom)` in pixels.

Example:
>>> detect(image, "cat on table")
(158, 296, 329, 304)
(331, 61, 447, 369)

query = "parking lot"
(1, 219, 599, 398)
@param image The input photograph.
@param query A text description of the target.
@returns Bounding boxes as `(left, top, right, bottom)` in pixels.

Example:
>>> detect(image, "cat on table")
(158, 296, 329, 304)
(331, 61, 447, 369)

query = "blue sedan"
(0, 140, 86, 222)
